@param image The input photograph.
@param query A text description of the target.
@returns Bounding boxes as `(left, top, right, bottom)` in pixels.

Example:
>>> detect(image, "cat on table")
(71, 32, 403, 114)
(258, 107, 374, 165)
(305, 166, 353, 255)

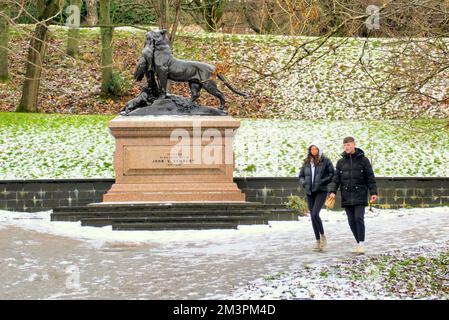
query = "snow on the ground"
(0, 207, 448, 248)
(1, 206, 448, 299)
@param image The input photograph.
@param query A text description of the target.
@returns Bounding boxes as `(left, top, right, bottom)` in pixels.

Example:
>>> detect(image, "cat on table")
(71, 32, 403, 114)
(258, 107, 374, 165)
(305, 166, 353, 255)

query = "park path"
(1, 207, 448, 299)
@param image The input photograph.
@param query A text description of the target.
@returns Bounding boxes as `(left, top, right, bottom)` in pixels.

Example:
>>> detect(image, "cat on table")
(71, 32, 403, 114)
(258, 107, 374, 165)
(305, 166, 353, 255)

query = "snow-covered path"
(0, 207, 448, 299)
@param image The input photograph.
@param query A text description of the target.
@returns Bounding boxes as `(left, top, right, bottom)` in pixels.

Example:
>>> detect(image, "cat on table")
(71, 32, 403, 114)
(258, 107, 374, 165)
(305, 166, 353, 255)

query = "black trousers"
(306, 191, 327, 240)
(345, 205, 365, 243)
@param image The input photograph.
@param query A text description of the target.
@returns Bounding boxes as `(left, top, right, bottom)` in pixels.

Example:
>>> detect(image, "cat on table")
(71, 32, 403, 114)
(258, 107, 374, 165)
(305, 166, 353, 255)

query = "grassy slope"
(0, 25, 447, 119)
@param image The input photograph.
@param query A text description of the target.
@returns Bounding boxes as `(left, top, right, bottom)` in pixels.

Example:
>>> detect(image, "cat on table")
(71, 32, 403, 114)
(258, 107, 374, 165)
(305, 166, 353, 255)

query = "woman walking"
(299, 144, 335, 252)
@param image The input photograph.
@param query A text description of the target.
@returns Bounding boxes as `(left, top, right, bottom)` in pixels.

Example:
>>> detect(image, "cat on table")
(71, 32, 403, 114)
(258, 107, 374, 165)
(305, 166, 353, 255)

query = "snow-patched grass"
(235, 118, 449, 177)
(0, 113, 115, 179)
(230, 241, 449, 300)
(1, 112, 448, 179)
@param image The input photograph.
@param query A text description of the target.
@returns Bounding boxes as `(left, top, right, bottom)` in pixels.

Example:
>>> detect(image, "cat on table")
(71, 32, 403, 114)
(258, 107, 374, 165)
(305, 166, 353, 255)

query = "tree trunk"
(241, 1, 260, 34)
(99, 0, 113, 93)
(158, 0, 169, 29)
(67, 0, 81, 57)
(17, 0, 62, 112)
(0, 3, 9, 82)
(169, 0, 181, 44)
(189, 0, 227, 32)
(262, 1, 276, 34)
(85, 0, 98, 25)
(166, 0, 182, 94)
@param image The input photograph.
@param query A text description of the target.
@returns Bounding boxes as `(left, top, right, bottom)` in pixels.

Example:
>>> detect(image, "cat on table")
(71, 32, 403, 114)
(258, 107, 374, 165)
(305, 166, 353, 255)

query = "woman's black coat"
(299, 155, 335, 195)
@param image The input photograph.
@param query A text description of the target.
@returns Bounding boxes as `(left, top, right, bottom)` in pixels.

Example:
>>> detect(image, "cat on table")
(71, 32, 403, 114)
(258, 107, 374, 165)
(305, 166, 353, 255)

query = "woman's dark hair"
(303, 145, 321, 166)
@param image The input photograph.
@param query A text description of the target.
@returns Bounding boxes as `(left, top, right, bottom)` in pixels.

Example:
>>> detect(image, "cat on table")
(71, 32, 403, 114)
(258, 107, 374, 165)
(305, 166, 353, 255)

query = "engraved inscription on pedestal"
(123, 145, 225, 176)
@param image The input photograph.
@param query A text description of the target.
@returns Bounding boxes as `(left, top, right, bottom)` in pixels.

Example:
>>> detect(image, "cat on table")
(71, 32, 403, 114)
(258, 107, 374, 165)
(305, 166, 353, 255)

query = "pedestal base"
(103, 182, 246, 202)
(103, 115, 245, 203)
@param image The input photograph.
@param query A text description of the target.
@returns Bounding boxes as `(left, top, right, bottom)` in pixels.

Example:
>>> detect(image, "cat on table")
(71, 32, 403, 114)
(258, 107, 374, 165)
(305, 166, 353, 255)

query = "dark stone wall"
(234, 177, 449, 210)
(0, 179, 112, 212)
(0, 177, 448, 212)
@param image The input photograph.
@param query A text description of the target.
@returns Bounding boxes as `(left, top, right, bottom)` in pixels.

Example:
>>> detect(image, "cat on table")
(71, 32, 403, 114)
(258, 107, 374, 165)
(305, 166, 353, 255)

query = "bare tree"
(146, 0, 182, 43)
(157, 0, 170, 29)
(241, 0, 277, 34)
(238, 0, 448, 119)
(0, 0, 10, 82)
(17, 0, 63, 112)
(182, 0, 228, 32)
(85, 0, 98, 25)
(169, 0, 182, 43)
(330, 0, 448, 111)
(99, 0, 113, 93)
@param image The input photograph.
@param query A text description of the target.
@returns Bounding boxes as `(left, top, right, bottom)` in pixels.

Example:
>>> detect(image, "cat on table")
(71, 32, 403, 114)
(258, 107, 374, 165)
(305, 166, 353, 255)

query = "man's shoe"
(351, 245, 359, 254)
(356, 245, 366, 255)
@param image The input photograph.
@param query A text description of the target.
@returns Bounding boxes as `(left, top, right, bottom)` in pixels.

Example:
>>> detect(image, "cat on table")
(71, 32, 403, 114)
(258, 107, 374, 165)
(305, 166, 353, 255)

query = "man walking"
(328, 137, 378, 254)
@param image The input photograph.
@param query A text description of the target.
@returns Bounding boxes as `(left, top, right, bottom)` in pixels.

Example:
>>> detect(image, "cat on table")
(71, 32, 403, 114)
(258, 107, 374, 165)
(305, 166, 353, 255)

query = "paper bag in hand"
(325, 195, 335, 209)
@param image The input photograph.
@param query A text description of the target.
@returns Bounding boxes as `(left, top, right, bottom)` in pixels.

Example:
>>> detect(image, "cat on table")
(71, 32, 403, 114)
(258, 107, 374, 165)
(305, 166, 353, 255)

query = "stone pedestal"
(103, 115, 246, 202)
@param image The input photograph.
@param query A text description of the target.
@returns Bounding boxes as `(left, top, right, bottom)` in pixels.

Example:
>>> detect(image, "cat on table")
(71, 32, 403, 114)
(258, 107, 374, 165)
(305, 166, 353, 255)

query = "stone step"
(51, 209, 269, 222)
(50, 202, 297, 230)
(112, 222, 239, 231)
(53, 208, 270, 215)
(52, 202, 290, 213)
(269, 208, 298, 212)
(80, 215, 267, 227)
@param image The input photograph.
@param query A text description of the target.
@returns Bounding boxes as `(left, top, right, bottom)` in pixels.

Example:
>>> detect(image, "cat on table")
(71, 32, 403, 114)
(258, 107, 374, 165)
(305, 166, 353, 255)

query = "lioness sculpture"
(134, 29, 249, 111)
